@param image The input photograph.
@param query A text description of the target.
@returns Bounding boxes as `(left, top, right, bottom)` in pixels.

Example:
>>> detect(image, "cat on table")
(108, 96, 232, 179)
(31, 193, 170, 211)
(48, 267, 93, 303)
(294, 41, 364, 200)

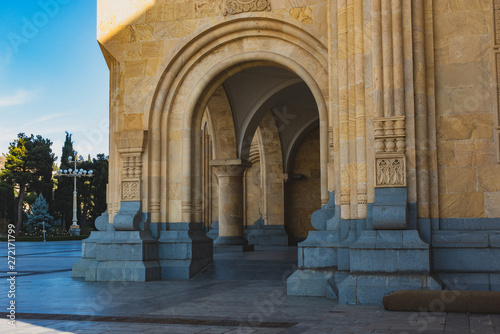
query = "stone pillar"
(86, 130, 161, 282)
(211, 159, 254, 252)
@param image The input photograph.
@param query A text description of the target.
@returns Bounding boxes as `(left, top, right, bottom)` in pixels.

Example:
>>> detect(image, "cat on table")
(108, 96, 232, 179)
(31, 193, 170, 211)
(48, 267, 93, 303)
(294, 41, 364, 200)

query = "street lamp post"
(56, 152, 94, 235)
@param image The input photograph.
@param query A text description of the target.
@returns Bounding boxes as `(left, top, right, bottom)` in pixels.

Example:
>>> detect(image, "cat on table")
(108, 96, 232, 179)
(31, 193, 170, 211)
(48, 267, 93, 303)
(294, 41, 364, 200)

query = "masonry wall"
(285, 127, 321, 240)
(434, 0, 500, 220)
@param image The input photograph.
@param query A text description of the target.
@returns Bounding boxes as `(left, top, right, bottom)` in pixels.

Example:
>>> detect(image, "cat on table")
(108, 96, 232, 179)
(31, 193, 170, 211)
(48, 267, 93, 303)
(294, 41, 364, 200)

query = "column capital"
(210, 159, 251, 178)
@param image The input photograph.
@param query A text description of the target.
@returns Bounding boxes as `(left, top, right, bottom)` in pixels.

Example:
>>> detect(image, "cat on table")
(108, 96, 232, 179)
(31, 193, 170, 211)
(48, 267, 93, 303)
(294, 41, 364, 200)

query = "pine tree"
(53, 132, 74, 229)
(26, 194, 53, 235)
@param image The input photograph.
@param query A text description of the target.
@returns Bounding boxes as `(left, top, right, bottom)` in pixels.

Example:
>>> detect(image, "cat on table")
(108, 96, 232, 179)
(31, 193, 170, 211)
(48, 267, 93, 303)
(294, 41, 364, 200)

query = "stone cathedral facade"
(73, 0, 500, 304)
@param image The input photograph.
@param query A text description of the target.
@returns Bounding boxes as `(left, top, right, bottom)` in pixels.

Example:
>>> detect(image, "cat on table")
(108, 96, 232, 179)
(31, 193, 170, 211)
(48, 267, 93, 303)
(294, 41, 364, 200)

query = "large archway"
(145, 16, 330, 231)
(197, 66, 322, 247)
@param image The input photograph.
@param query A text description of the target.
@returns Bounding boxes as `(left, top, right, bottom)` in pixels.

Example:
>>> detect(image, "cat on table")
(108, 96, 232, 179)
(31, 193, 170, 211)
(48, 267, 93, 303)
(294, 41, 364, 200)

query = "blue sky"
(0, 0, 109, 161)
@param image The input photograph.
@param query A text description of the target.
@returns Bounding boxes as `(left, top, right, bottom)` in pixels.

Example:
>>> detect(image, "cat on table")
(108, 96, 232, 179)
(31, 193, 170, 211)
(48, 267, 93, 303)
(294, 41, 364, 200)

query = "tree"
(0, 133, 56, 235)
(77, 154, 108, 229)
(53, 132, 74, 229)
(88, 154, 108, 225)
(1, 134, 33, 235)
(26, 193, 53, 235)
(0, 181, 16, 234)
(26, 135, 56, 214)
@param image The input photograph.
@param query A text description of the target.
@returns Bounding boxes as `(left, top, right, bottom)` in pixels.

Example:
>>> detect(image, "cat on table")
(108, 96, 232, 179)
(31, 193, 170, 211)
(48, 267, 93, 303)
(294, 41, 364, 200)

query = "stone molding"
(374, 117, 406, 154)
(223, 0, 271, 16)
(115, 130, 148, 202)
(492, 0, 500, 162)
(374, 116, 406, 188)
(212, 164, 247, 178)
(211, 159, 251, 178)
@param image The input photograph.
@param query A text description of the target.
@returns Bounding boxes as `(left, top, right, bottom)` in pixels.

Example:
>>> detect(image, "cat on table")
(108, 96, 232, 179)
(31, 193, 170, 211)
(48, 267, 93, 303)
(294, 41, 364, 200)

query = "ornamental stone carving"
(374, 117, 407, 188)
(223, 0, 271, 16)
(213, 165, 248, 178)
(376, 158, 406, 187)
(115, 130, 147, 202)
(374, 116, 406, 154)
(122, 180, 140, 201)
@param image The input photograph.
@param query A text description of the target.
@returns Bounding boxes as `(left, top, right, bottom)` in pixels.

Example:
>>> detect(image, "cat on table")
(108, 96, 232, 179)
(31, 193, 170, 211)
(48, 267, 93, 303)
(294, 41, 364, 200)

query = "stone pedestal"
(158, 223, 213, 279)
(92, 230, 161, 281)
(372, 188, 407, 229)
(335, 230, 442, 304)
(246, 218, 289, 245)
(211, 160, 254, 253)
(72, 210, 109, 279)
(287, 192, 339, 297)
(206, 220, 219, 240)
(83, 202, 161, 282)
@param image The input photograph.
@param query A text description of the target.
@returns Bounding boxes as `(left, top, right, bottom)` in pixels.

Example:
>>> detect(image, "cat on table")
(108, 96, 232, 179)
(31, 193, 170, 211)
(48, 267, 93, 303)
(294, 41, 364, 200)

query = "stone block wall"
(434, 0, 500, 220)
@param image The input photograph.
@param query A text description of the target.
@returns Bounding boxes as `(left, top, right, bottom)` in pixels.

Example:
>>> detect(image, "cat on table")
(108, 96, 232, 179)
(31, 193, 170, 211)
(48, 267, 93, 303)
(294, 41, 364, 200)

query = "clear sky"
(0, 0, 109, 162)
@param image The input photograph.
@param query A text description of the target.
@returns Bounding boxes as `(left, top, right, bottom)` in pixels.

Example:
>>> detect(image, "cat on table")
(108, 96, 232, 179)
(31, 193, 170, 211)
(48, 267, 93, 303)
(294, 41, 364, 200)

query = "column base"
(158, 223, 213, 279)
(72, 210, 110, 279)
(336, 274, 442, 305)
(206, 220, 219, 240)
(247, 223, 289, 246)
(214, 244, 254, 253)
(72, 230, 108, 278)
(213, 236, 254, 253)
(90, 230, 161, 282)
(287, 269, 336, 298)
(298, 230, 340, 269)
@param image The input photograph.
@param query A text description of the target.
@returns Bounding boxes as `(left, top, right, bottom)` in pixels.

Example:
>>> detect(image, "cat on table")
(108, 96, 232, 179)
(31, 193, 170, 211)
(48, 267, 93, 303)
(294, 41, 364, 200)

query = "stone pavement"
(0, 241, 499, 333)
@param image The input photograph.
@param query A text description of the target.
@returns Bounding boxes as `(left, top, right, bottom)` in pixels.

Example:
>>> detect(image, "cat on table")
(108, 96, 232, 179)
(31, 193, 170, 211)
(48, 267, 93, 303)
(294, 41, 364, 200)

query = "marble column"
(211, 159, 254, 252)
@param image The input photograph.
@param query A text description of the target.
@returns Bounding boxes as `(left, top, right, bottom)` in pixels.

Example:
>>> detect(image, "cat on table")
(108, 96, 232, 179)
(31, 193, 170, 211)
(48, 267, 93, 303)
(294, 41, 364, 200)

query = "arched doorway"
(198, 66, 322, 249)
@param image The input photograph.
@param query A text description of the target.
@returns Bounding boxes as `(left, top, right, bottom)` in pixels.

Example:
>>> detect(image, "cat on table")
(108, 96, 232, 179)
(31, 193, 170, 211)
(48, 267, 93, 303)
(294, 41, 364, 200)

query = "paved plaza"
(0, 241, 499, 333)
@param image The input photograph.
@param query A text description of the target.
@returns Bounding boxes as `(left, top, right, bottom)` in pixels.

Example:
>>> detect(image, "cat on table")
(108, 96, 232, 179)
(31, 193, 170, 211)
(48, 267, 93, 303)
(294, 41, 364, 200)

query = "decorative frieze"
(374, 116, 406, 187)
(223, 0, 271, 16)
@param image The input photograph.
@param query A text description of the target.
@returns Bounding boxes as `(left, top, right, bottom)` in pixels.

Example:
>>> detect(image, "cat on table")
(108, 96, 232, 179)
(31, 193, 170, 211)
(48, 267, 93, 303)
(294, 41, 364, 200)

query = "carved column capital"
(211, 159, 251, 178)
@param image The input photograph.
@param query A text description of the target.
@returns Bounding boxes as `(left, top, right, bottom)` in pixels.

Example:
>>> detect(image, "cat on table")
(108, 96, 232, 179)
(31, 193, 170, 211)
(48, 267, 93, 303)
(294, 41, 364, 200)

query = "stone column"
(211, 159, 253, 252)
(87, 130, 161, 282)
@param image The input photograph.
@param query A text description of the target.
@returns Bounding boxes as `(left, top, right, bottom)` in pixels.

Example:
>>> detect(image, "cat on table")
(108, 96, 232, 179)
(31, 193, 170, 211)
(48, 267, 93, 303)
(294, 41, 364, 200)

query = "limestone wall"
(434, 0, 500, 219)
(97, 0, 500, 226)
(285, 127, 321, 240)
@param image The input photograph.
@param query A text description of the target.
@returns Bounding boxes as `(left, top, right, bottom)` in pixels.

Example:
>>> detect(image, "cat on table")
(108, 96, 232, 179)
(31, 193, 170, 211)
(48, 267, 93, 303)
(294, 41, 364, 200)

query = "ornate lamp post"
(56, 152, 93, 235)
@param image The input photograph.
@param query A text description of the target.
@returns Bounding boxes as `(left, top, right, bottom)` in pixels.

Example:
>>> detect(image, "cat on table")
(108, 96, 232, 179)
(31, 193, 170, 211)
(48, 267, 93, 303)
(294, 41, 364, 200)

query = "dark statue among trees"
(0, 132, 108, 236)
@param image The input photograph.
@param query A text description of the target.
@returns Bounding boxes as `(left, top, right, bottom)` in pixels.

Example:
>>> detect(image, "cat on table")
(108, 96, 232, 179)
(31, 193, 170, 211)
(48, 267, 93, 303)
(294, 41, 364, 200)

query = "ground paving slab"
(0, 241, 498, 333)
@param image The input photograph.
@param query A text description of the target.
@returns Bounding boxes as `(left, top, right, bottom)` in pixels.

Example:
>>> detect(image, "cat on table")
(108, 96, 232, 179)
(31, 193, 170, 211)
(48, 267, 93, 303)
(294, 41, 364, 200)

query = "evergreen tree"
(0, 133, 56, 235)
(89, 154, 108, 225)
(26, 193, 53, 235)
(53, 132, 74, 229)
(77, 154, 108, 229)
(1, 134, 30, 234)
(0, 181, 16, 233)
(26, 135, 56, 214)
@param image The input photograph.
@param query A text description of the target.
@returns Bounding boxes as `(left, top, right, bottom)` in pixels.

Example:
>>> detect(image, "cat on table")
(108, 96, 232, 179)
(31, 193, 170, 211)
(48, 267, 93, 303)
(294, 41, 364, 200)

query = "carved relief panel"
(374, 117, 406, 187)
(115, 130, 147, 202)
(223, 0, 271, 16)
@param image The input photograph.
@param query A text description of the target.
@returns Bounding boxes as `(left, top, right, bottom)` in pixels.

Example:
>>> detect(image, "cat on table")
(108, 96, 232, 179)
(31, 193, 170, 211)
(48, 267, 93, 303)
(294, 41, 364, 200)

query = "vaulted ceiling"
(222, 66, 319, 172)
